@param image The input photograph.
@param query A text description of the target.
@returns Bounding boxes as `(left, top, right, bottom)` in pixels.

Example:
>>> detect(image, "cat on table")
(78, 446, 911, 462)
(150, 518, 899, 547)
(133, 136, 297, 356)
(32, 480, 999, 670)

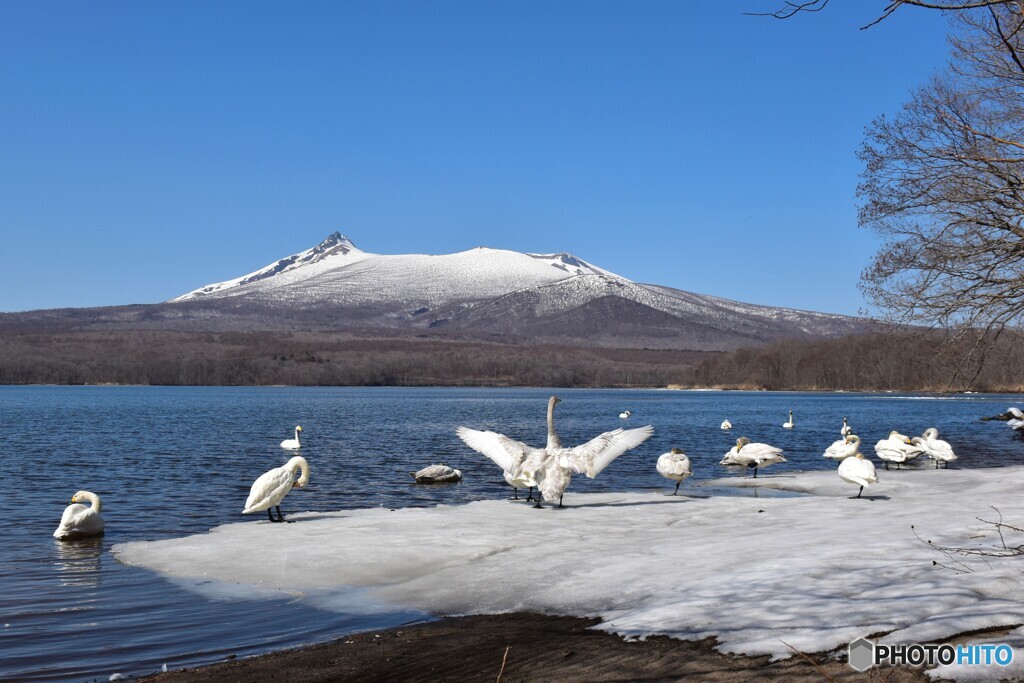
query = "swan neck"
(84, 492, 102, 512)
(546, 397, 561, 449)
(294, 428, 301, 446)
(289, 456, 310, 486)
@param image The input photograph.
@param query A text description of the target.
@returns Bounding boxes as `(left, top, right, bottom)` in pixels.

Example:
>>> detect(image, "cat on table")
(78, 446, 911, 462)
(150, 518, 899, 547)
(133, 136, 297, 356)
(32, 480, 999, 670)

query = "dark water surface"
(2, 386, 1023, 681)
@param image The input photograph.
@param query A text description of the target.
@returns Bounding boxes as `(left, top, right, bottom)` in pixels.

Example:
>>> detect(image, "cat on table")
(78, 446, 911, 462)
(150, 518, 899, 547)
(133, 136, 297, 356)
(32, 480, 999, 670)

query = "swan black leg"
(275, 505, 286, 522)
(753, 467, 758, 478)
(512, 487, 519, 500)
(526, 487, 535, 502)
(533, 497, 543, 509)
(557, 495, 564, 509)
(672, 481, 681, 496)
(267, 508, 276, 522)
(856, 485, 863, 499)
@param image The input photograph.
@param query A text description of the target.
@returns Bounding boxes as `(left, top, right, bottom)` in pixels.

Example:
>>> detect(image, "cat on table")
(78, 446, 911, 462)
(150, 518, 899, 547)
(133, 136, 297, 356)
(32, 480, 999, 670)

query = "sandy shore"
(140, 613, 934, 682)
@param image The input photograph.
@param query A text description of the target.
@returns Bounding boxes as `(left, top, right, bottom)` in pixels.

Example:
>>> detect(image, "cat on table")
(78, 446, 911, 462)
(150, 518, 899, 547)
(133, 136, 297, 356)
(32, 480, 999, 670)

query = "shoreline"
(139, 613, 932, 682)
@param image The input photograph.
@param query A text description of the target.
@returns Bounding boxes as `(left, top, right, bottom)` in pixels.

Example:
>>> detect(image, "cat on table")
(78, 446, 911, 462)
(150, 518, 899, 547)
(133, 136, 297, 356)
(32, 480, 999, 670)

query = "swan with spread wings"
(457, 396, 653, 508)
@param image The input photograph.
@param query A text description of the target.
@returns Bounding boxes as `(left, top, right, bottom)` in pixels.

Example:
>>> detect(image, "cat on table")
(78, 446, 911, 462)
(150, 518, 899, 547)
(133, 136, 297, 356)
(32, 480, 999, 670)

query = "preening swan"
(410, 464, 462, 483)
(280, 426, 303, 450)
(841, 417, 852, 436)
(53, 491, 105, 540)
(913, 427, 957, 468)
(456, 395, 566, 501)
(873, 431, 924, 470)
(837, 453, 878, 498)
(243, 455, 309, 522)
(782, 411, 794, 429)
(823, 434, 860, 460)
(720, 437, 786, 478)
(619, 410, 632, 419)
(656, 448, 692, 495)
(720, 419, 732, 430)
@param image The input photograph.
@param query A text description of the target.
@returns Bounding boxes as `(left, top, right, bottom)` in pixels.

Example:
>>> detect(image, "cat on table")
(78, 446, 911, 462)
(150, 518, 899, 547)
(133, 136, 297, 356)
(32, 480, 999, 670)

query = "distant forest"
(2, 329, 1022, 391)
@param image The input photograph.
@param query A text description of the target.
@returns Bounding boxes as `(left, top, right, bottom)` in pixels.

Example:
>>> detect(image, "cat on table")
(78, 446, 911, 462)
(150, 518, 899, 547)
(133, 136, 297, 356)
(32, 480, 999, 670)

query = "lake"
(2, 386, 1022, 681)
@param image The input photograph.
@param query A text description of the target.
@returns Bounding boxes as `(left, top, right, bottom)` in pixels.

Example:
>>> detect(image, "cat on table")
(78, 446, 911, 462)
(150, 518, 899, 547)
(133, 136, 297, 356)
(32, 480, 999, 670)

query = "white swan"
(1008, 406, 1024, 420)
(720, 437, 786, 477)
(656, 448, 692, 495)
(913, 427, 957, 468)
(837, 452, 878, 498)
(841, 417, 852, 436)
(519, 397, 654, 508)
(823, 434, 860, 460)
(53, 491, 105, 540)
(782, 410, 794, 429)
(1010, 418, 1024, 431)
(411, 464, 462, 483)
(873, 431, 924, 470)
(456, 395, 565, 501)
(720, 419, 732, 430)
(280, 426, 303, 450)
(242, 455, 309, 522)
(619, 410, 632, 419)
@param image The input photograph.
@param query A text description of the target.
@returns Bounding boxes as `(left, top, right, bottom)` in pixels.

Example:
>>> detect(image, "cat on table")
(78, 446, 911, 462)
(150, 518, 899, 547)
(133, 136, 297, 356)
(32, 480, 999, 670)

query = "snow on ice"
(114, 466, 1024, 681)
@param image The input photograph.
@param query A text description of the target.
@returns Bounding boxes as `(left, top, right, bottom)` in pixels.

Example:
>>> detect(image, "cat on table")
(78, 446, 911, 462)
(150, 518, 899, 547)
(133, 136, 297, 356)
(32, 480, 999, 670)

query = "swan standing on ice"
(519, 397, 654, 508)
(838, 453, 878, 498)
(841, 417, 852, 436)
(913, 428, 957, 468)
(824, 434, 860, 460)
(656, 448, 692, 495)
(410, 464, 463, 483)
(280, 426, 303, 450)
(720, 419, 732, 430)
(243, 455, 309, 522)
(53, 491, 105, 540)
(873, 431, 924, 470)
(720, 437, 786, 478)
(782, 411, 794, 429)
(456, 395, 566, 501)
(619, 410, 632, 419)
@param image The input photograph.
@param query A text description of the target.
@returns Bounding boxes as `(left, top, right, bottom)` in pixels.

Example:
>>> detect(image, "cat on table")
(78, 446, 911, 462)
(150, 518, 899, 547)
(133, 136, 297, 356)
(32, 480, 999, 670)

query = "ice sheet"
(114, 467, 1024, 679)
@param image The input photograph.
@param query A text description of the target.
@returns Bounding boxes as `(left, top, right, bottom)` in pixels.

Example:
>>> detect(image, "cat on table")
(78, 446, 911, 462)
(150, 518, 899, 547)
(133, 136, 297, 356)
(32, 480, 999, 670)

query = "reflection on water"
(53, 537, 103, 588)
(1, 385, 1023, 681)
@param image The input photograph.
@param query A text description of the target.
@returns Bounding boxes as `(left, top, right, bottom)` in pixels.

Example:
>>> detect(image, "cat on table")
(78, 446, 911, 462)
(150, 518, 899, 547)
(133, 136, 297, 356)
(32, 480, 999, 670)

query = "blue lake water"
(2, 386, 1023, 681)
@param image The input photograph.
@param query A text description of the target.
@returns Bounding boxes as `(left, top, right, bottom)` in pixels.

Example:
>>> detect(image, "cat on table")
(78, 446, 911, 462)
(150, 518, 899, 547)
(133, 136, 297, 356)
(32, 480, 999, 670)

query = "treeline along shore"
(2, 328, 1023, 391)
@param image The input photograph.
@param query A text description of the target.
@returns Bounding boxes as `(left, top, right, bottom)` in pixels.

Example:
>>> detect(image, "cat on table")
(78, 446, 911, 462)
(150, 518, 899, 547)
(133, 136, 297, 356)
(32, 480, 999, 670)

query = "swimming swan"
(619, 410, 632, 419)
(721, 419, 732, 430)
(824, 434, 860, 460)
(837, 452, 878, 498)
(782, 411, 794, 429)
(243, 455, 309, 522)
(53, 491, 105, 540)
(841, 417, 852, 436)
(410, 464, 463, 483)
(456, 395, 566, 501)
(720, 437, 786, 477)
(280, 426, 303, 450)
(656, 448, 692, 495)
(913, 427, 957, 468)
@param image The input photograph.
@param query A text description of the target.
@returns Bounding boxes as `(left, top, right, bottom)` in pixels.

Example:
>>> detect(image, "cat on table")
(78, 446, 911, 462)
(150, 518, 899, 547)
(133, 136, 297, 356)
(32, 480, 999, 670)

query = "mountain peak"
(316, 232, 358, 252)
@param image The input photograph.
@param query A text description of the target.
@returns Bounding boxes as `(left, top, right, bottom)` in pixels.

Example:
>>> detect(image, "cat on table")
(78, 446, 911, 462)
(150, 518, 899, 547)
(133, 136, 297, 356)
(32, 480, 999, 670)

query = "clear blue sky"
(0, 1, 951, 314)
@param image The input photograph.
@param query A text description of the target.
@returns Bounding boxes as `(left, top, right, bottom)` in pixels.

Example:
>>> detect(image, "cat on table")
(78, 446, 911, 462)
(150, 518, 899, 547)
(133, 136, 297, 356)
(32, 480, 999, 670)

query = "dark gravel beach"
(140, 613, 935, 682)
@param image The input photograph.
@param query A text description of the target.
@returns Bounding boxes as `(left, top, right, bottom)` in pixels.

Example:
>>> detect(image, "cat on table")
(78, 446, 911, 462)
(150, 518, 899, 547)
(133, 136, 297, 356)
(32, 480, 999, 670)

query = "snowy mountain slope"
(172, 233, 623, 307)
(151, 231, 868, 350)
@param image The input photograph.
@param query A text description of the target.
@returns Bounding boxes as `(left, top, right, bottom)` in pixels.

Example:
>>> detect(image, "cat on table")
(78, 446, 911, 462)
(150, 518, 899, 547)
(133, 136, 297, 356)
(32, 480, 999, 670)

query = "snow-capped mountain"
(161, 233, 865, 350)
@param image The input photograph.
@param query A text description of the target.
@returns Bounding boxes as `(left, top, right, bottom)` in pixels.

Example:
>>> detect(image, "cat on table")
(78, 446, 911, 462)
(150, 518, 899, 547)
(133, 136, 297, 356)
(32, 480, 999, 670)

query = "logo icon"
(848, 637, 875, 672)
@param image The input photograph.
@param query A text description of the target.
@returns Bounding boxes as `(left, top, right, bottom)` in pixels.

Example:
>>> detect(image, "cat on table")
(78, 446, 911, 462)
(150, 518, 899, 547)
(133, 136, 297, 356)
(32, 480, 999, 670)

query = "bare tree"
(856, 5, 1024, 380)
(747, 0, 1016, 29)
